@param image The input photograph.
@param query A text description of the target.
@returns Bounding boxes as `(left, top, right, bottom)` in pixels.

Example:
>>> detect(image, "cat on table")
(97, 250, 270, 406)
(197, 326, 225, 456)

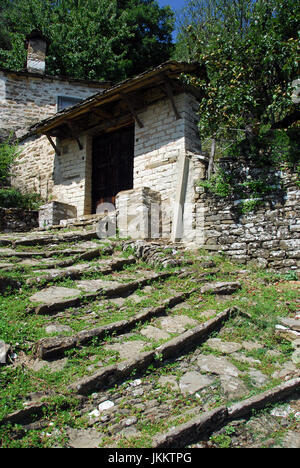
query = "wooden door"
(92, 126, 134, 213)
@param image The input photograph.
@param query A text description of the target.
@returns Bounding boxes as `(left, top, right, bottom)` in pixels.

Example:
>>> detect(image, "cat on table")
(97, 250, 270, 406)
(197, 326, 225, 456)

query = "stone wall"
(51, 135, 91, 216)
(0, 208, 38, 232)
(195, 163, 300, 272)
(134, 92, 205, 242)
(38, 201, 77, 229)
(12, 135, 55, 200)
(13, 134, 91, 216)
(0, 70, 105, 141)
(14, 90, 205, 227)
(3, 69, 106, 209)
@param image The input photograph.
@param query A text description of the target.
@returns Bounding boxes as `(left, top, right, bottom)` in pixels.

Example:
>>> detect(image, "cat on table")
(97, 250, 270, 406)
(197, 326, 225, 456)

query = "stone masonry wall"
(38, 201, 77, 229)
(4, 70, 105, 210)
(52, 135, 91, 217)
(0, 208, 38, 232)
(196, 166, 300, 272)
(134, 92, 205, 242)
(13, 134, 91, 217)
(13, 91, 205, 225)
(0, 70, 105, 141)
(12, 135, 55, 201)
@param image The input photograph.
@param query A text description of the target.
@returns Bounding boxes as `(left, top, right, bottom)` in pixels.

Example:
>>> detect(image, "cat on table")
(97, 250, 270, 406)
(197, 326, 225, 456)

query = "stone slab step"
(33, 290, 198, 359)
(12, 230, 99, 247)
(26, 271, 176, 315)
(69, 308, 237, 395)
(0, 247, 109, 260)
(26, 257, 136, 287)
(153, 377, 300, 448)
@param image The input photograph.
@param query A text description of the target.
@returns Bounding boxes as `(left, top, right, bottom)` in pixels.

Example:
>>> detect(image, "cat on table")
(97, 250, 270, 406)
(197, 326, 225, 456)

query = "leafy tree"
(176, 0, 299, 203)
(0, 0, 11, 50)
(176, 0, 299, 143)
(0, 0, 174, 81)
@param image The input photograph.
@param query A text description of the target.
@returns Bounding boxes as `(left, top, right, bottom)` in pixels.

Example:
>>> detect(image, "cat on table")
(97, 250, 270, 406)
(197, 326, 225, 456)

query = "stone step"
(35, 213, 105, 232)
(69, 308, 237, 395)
(26, 271, 176, 315)
(33, 289, 198, 359)
(153, 378, 300, 448)
(25, 256, 135, 288)
(10, 229, 99, 247)
(0, 245, 107, 259)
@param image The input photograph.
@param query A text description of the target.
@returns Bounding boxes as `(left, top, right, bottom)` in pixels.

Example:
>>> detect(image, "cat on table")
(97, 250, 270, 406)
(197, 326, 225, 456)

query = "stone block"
(39, 201, 77, 228)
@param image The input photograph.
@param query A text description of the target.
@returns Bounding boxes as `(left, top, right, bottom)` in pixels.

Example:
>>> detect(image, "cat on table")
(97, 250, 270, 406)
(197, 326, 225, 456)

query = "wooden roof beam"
(162, 74, 181, 120)
(46, 134, 61, 155)
(120, 92, 144, 128)
(66, 121, 83, 150)
(91, 107, 112, 120)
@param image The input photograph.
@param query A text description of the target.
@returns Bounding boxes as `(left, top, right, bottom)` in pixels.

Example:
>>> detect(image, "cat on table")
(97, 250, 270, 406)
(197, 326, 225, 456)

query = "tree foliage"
(176, 0, 299, 204)
(0, 0, 174, 81)
(176, 0, 299, 144)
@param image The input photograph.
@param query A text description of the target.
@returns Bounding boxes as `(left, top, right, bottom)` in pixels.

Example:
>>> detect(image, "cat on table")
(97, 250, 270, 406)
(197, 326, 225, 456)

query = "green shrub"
(0, 137, 19, 186)
(0, 188, 42, 210)
(0, 138, 42, 210)
(197, 169, 233, 197)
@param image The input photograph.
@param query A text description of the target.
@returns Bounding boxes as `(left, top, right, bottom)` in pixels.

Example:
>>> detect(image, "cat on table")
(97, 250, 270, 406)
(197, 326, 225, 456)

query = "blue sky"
(157, 0, 186, 11)
(157, 0, 187, 39)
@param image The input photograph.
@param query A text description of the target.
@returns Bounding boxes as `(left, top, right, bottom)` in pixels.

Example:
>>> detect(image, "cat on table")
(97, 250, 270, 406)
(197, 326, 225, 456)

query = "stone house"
(4, 39, 299, 270)
(0, 30, 111, 143)
(14, 60, 208, 244)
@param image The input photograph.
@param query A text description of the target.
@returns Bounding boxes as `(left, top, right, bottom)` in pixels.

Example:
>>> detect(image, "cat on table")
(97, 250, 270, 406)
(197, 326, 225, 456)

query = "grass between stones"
(0, 242, 299, 448)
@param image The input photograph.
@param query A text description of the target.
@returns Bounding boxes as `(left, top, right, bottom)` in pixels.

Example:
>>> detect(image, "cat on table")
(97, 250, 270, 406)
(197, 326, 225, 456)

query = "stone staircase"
(0, 228, 299, 448)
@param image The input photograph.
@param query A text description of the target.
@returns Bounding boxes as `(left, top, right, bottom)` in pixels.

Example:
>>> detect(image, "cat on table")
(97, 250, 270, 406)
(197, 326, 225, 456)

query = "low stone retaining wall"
(196, 163, 300, 272)
(0, 208, 38, 232)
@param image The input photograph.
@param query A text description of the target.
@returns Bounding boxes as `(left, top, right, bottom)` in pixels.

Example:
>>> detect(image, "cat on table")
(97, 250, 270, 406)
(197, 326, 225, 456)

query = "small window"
(57, 96, 81, 111)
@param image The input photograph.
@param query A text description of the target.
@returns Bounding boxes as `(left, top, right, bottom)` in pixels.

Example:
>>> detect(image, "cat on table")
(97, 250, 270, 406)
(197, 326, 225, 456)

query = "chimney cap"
(25, 29, 51, 51)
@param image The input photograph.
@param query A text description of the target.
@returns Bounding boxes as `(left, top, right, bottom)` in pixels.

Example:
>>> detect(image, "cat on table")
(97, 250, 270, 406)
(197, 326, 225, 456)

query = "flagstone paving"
(158, 315, 199, 334)
(29, 286, 82, 304)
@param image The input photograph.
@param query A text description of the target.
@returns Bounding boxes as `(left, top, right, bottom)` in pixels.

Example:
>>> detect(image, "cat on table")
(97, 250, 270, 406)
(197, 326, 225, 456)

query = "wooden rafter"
(66, 121, 83, 150)
(90, 109, 114, 128)
(162, 74, 180, 120)
(120, 93, 144, 128)
(46, 134, 61, 155)
(91, 107, 111, 120)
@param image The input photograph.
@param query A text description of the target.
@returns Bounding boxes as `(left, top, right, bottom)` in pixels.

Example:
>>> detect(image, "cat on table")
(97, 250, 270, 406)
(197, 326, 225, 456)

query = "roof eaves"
(27, 61, 202, 137)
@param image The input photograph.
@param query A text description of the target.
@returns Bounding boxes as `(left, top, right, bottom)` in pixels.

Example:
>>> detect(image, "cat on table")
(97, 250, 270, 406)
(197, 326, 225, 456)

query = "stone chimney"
(25, 30, 50, 75)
